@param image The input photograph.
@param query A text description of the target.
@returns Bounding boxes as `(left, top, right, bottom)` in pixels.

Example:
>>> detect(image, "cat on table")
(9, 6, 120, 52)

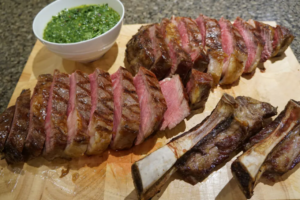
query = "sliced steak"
(186, 69, 213, 110)
(111, 67, 140, 150)
(133, 67, 167, 145)
(0, 106, 15, 153)
(233, 17, 264, 73)
(126, 24, 172, 80)
(160, 75, 190, 130)
(219, 17, 245, 85)
(44, 70, 69, 160)
(86, 69, 114, 155)
(24, 74, 53, 157)
(248, 20, 275, 62)
(160, 18, 193, 84)
(272, 25, 295, 57)
(65, 71, 91, 157)
(5, 89, 31, 164)
(195, 15, 227, 86)
(171, 16, 209, 72)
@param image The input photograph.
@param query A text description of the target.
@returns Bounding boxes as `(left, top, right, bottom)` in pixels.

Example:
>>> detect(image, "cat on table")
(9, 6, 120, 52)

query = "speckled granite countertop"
(0, 0, 299, 112)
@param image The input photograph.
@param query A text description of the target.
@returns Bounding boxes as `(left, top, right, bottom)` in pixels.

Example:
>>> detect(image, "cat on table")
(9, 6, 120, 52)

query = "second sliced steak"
(5, 89, 31, 164)
(65, 71, 91, 157)
(24, 74, 53, 157)
(133, 67, 167, 145)
(111, 67, 140, 150)
(0, 106, 15, 153)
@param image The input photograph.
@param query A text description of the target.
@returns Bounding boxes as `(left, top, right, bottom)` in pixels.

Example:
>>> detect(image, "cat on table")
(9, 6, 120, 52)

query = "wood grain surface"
(1, 23, 300, 200)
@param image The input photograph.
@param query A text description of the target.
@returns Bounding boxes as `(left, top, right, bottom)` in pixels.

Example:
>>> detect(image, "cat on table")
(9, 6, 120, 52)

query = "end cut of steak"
(0, 106, 15, 153)
(171, 16, 209, 72)
(126, 24, 172, 80)
(272, 25, 295, 57)
(111, 67, 140, 150)
(233, 17, 264, 74)
(44, 70, 69, 160)
(219, 17, 245, 85)
(86, 69, 114, 155)
(24, 74, 53, 157)
(160, 18, 193, 84)
(186, 69, 213, 110)
(160, 75, 190, 130)
(133, 67, 167, 145)
(65, 71, 91, 157)
(5, 89, 31, 164)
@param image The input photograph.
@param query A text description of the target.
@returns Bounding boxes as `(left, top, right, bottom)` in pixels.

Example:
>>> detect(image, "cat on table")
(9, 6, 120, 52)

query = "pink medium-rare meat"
(186, 69, 213, 110)
(65, 71, 91, 157)
(24, 74, 53, 157)
(44, 70, 69, 160)
(160, 18, 193, 84)
(233, 17, 264, 73)
(218, 17, 245, 85)
(272, 25, 295, 57)
(0, 106, 15, 153)
(160, 75, 190, 130)
(133, 67, 167, 145)
(111, 67, 140, 150)
(248, 19, 275, 62)
(172, 16, 209, 72)
(195, 15, 227, 86)
(5, 89, 30, 164)
(86, 69, 114, 155)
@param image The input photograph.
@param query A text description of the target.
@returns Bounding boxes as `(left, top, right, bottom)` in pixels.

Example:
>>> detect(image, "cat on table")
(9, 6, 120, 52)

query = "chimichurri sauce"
(43, 4, 120, 43)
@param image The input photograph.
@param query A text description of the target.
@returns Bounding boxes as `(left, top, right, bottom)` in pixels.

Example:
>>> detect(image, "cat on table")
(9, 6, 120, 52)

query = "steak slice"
(176, 96, 277, 184)
(160, 18, 193, 84)
(186, 69, 213, 110)
(133, 67, 167, 145)
(44, 70, 69, 160)
(24, 74, 53, 157)
(171, 16, 209, 72)
(65, 71, 91, 157)
(5, 89, 31, 164)
(111, 67, 140, 150)
(126, 24, 172, 80)
(160, 75, 190, 130)
(233, 17, 264, 73)
(272, 25, 295, 57)
(0, 106, 15, 153)
(195, 14, 227, 86)
(248, 20, 275, 62)
(219, 17, 245, 85)
(86, 69, 114, 155)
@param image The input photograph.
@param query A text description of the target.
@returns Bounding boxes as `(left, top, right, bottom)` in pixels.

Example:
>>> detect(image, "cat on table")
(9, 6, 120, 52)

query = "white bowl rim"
(32, 0, 125, 46)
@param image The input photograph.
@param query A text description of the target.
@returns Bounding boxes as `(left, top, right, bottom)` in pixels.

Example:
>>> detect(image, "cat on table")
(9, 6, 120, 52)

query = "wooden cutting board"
(1, 23, 300, 200)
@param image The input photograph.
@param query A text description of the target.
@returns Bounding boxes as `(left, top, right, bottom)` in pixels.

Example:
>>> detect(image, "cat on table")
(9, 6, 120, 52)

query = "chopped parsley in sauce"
(43, 4, 120, 43)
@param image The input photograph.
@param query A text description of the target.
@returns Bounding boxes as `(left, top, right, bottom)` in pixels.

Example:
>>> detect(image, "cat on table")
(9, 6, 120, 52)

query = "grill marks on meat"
(44, 70, 69, 160)
(134, 67, 167, 145)
(24, 74, 53, 157)
(172, 16, 208, 72)
(177, 96, 277, 184)
(160, 18, 193, 84)
(111, 67, 140, 150)
(0, 106, 15, 153)
(5, 89, 30, 164)
(65, 71, 91, 157)
(186, 69, 213, 110)
(231, 100, 300, 198)
(160, 75, 190, 130)
(233, 17, 264, 74)
(219, 17, 245, 85)
(86, 69, 114, 155)
(272, 25, 295, 57)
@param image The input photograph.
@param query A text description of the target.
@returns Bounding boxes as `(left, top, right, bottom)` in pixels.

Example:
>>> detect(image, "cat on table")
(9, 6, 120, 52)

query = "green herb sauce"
(43, 4, 120, 43)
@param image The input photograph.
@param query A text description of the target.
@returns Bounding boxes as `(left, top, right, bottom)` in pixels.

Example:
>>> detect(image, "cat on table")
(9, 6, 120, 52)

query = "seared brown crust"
(233, 26, 248, 56)
(204, 16, 223, 50)
(0, 106, 15, 153)
(24, 74, 53, 157)
(5, 89, 31, 164)
(274, 25, 295, 56)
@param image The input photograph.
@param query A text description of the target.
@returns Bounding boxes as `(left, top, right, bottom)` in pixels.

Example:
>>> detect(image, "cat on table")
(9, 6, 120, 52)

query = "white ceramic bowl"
(33, 0, 124, 62)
